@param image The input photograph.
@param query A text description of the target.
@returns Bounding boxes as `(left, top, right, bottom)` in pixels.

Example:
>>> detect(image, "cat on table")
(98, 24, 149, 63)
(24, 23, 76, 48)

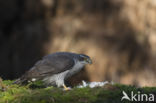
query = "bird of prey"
(14, 52, 92, 90)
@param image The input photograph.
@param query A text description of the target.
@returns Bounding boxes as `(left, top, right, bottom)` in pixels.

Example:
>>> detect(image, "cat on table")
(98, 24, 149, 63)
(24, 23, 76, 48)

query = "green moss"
(0, 80, 156, 103)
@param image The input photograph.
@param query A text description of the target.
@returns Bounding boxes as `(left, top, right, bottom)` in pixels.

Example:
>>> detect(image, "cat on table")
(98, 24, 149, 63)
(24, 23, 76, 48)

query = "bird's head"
(78, 54, 92, 65)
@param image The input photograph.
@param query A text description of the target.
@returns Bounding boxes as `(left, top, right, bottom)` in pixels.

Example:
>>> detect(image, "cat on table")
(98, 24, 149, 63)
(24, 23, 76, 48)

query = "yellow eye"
(84, 57, 87, 61)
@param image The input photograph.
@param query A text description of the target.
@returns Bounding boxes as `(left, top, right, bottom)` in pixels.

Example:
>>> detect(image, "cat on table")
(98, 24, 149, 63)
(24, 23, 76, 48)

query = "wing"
(26, 54, 75, 79)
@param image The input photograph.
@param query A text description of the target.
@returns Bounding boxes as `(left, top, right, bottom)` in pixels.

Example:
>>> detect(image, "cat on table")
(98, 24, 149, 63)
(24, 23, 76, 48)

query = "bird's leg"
(63, 84, 71, 91)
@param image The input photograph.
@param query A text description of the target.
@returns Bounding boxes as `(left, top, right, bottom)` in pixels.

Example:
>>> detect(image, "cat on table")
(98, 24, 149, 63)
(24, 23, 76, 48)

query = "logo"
(121, 91, 131, 101)
(121, 91, 155, 102)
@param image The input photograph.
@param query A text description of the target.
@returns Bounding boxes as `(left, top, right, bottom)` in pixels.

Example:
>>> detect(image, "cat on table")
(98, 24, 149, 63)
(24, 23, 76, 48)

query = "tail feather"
(13, 67, 37, 85)
(13, 78, 25, 84)
(13, 75, 28, 85)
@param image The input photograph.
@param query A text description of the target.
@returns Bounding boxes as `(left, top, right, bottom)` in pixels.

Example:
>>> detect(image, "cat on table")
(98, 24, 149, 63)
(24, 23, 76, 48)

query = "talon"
(63, 84, 71, 91)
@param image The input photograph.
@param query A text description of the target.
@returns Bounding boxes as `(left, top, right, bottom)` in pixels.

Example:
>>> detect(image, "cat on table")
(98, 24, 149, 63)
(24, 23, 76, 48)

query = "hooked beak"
(87, 58, 92, 64)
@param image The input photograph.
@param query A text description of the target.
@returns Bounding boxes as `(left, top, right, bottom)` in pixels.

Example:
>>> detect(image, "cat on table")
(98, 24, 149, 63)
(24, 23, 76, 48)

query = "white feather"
(43, 70, 69, 87)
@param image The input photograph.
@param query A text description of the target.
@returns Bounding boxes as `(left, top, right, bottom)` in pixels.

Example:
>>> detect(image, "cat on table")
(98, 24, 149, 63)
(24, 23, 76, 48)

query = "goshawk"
(14, 52, 92, 90)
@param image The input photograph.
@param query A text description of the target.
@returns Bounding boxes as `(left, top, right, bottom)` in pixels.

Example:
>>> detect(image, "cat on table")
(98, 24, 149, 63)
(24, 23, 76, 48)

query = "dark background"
(0, 0, 156, 86)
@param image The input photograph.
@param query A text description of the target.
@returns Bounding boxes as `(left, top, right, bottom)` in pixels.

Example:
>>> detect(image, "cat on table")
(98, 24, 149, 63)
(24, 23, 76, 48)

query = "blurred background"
(0, 0, 156, 87)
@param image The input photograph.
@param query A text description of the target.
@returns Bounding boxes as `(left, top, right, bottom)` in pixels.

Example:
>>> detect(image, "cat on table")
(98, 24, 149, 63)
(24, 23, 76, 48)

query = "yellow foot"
(63, 84, 71, 91)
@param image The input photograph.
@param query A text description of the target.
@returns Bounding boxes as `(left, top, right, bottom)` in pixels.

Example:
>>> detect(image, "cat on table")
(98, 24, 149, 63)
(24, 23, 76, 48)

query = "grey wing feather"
(26, 54, 75, 79)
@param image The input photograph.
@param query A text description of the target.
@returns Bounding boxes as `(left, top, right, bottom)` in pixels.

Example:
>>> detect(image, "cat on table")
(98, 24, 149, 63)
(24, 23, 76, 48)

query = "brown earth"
(0, 0, 156, 86)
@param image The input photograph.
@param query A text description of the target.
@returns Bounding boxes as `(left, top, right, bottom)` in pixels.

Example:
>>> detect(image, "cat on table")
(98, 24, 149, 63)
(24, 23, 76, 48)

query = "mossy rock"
(0, 80, 156, 103)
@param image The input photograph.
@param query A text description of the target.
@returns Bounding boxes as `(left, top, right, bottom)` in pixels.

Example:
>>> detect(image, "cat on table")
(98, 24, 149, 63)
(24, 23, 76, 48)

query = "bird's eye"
(79, 57, 84, 61)
(83, 57, 88, 62)
(84, 57, 87, 61)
